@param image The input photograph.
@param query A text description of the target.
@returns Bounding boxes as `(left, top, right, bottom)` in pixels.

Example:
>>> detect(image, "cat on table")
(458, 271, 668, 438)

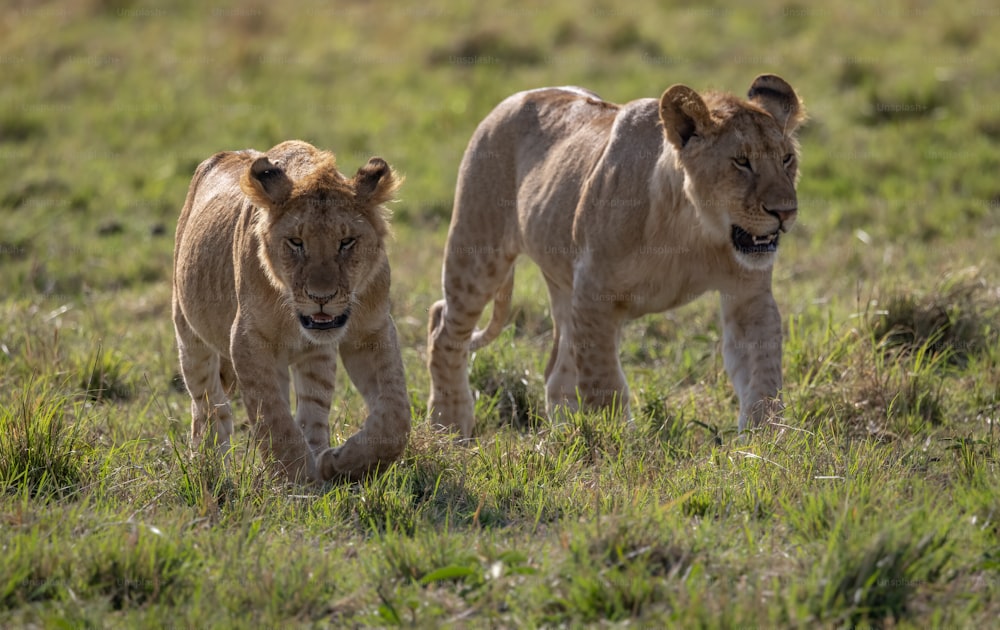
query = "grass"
(0, 381, 88, 499)
(2, 0, 1000, 626)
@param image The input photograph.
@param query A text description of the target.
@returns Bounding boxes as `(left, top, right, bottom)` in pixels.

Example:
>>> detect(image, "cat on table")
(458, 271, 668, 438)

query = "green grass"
(2, 0, 1000, 626)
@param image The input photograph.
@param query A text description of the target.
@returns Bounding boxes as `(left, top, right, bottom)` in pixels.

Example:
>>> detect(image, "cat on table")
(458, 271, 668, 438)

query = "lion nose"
(307, 290, 336, 305)
(764, 206, 797, 230)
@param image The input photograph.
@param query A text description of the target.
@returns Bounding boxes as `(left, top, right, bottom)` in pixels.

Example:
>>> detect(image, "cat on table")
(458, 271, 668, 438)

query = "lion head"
(659, 74, 805, 271)
(239, 143, 399, 343)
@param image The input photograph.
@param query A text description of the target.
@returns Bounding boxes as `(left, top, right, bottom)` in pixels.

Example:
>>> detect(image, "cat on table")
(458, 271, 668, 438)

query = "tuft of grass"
(545, 512, 693, 624)
(856, 338, 950, 433)
(171, 433, 236, 517)
(469, 338, 544, 432)
(348, 471, 423, 535)
(369, 532, 540, 626)
(837, 59, 879, 90)
(80, 345, 136, 403)
(862, 83, 952, 125)
(870, 269, 998, 367)
(640, 396, 710, 454)
(378, 529, 480, 584)
(83, 526, 200, 610)
(427, 30, 544, 67)
(0, 382, 87, 499)
(0, 112, 45, 143)
(2, 524, 71, 609)
(813, 522, 953, 627)
(602, 20, 662, 56)
(943, 435, 997, 485)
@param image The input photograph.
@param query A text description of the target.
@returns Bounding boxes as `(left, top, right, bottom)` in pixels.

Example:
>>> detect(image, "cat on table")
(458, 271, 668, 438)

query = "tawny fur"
(427, 75, 804, 438)
(173, 140, 411, 482)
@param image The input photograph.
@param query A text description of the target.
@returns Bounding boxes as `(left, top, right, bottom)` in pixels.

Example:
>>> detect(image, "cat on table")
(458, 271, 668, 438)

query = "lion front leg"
(290, 345, 339, 458)
(721, 291, 784, 433)
(569, 291, 631, 418)
(232, 333, 316, 483)
(318, 318, 412, 481)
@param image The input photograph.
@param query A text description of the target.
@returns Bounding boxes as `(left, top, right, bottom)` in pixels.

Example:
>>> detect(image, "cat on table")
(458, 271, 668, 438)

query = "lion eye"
(339, 237, 356, 251)
(287, 237, 304, 250)
(733, 156, 752, 171)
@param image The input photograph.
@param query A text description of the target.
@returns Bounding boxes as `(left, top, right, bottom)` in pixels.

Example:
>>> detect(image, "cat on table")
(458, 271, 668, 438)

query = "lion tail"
(469, 267, 515, 351)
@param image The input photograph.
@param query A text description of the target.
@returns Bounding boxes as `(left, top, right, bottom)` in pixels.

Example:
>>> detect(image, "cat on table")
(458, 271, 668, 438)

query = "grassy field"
(2, 0, 999, 626)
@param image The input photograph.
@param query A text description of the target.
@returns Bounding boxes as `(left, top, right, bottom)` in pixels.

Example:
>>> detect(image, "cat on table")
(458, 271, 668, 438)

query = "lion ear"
(660, 85, 714, 150)
(353, 157, 399, 206)
(747, 74, 804, 133)
(241, 156, 293, 209)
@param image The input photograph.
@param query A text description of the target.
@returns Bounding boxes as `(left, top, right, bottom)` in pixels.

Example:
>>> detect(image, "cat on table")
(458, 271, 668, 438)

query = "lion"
(427, 75, 804, 438)
(173, 140, 411, 483)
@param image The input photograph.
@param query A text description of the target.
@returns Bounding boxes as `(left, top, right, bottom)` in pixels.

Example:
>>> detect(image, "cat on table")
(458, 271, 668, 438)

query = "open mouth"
(298, 308, 351, 331)
(731, 225, 780, 255)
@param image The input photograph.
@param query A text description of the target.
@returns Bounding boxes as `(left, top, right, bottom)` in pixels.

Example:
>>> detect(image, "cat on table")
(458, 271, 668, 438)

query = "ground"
(1, 0, 999, 626)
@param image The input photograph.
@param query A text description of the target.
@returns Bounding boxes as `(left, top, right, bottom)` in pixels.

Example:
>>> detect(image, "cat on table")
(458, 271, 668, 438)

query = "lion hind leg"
(174, 312, 234, 456)
(427, 249, 516, 439)
(185, 355, 230, 451)
(426, 297, 481, 439)
(469, 266, 515, 351)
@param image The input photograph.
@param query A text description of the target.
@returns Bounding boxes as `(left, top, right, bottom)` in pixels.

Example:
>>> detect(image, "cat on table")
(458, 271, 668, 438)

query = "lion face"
(660, 75, 803, 271)
(241, 153, 397, 343)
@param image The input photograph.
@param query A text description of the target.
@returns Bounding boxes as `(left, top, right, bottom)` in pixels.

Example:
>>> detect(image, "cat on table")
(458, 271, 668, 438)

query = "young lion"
(428, 75, 804, 438)
(173, 140, 411, 482)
